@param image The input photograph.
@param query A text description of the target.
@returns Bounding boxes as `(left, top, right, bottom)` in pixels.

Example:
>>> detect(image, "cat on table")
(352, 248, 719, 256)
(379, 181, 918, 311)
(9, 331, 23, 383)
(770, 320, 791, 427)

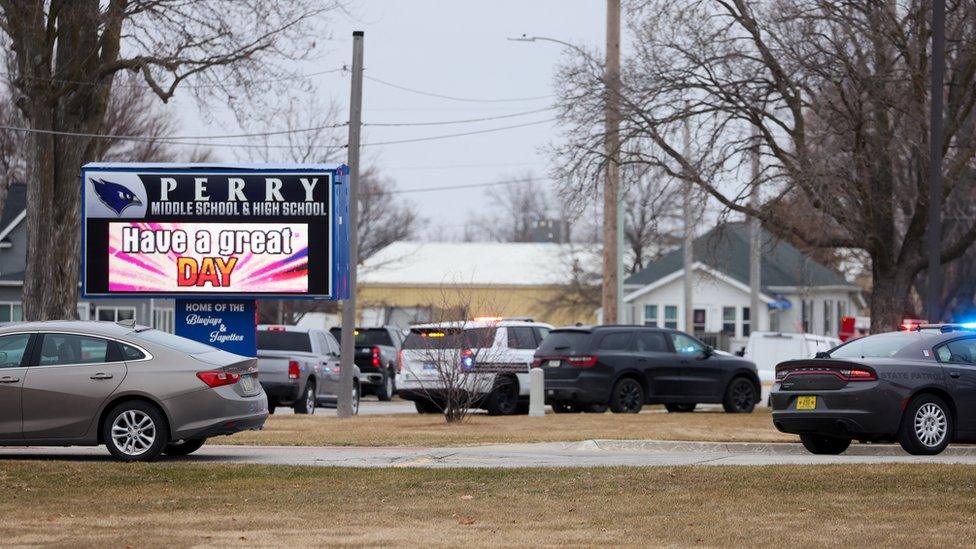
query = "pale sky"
(167, 0, 607, 235)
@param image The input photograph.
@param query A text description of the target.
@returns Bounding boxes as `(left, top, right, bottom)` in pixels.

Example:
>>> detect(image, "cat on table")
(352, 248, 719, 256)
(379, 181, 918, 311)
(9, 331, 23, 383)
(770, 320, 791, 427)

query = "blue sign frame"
(80, 163, 349, 301)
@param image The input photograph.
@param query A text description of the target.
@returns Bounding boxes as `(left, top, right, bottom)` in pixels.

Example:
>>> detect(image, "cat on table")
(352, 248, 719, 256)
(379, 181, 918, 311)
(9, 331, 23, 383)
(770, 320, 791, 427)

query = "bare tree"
(403, 288, 510, 423)
(469, 173, 563, 242)
(621, 163, 683, 273)
(553, 0, 976, 331)
(0, 0, 343, 320)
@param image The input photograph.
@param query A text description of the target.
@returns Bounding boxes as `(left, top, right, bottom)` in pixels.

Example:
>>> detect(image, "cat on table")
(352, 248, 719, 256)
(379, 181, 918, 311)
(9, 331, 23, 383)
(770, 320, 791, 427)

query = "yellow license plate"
(796, 396, 817, 410)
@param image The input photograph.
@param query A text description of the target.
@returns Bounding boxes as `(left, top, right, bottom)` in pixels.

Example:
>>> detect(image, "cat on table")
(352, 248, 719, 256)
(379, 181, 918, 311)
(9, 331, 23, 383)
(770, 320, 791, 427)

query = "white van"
(742, 331, 841, 382)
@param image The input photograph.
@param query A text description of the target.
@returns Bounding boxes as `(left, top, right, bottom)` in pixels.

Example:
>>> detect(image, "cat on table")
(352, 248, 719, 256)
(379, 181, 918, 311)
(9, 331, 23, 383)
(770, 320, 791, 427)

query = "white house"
(623, 223, 865, 352)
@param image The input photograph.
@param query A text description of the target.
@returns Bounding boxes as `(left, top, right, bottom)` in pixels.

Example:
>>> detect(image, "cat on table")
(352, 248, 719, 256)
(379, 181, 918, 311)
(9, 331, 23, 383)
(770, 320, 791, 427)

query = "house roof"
(360, 241, 601, 286)
(624, 222, 857, 292)
(0, 182, 27, 236)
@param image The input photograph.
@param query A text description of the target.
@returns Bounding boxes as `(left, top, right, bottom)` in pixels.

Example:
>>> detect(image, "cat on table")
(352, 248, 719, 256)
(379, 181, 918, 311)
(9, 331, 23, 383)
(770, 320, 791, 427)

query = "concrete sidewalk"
(3, 439, 976, 467)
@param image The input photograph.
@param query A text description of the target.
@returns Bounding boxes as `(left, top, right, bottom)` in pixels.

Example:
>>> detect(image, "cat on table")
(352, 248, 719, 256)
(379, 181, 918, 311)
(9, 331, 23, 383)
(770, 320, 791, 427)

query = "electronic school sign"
(80, 163, 350, 356)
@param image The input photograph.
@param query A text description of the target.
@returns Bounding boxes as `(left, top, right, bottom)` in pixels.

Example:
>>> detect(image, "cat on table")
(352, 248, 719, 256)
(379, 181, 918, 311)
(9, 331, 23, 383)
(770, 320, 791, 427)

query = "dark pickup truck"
(330, 326, 403, 401)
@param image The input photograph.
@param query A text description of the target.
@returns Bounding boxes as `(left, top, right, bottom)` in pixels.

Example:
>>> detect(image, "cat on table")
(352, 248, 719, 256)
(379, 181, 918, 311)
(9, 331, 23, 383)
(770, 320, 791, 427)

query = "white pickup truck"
(256, 325, 360, 415)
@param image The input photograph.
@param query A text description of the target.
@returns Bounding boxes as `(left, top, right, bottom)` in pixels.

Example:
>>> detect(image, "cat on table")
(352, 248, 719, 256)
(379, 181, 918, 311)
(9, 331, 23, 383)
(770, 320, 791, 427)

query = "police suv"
(396, 318, 551, 415)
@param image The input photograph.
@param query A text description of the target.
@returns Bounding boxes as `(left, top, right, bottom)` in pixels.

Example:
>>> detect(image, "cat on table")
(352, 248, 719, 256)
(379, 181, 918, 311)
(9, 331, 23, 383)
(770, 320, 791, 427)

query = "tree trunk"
(869, 268, 912, 333)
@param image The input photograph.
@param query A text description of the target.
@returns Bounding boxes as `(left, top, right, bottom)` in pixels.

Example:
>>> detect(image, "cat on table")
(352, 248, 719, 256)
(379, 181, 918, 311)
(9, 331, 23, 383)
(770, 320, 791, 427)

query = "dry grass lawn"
(1, 462, 975, 547)
(224, 407, 792, 447)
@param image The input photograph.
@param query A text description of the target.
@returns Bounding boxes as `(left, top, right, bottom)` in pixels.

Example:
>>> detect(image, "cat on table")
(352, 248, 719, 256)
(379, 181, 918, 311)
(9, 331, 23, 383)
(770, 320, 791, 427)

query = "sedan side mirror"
(702, 346, 714, 359)
(814, 351, 830, 359)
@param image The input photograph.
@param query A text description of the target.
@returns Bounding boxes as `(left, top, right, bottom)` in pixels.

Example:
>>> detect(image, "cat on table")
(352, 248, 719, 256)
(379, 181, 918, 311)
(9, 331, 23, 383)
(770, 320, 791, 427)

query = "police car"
(396, 318, 551, 415)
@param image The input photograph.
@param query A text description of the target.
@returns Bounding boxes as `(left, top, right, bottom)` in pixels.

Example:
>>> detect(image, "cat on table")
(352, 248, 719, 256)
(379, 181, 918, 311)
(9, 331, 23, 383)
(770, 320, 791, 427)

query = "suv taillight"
(566, 355, 597, 368)
(531, 358, 542, 368)
(372, 346, 381, 367)
(197, 370, 241, 388)
(288, 360, 301, 379)
(396, 350, 403, 373)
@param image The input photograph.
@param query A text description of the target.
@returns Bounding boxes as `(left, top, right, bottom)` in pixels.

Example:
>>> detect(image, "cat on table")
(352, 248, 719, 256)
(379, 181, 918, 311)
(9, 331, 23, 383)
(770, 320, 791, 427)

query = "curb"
(561, 439, 976, 457)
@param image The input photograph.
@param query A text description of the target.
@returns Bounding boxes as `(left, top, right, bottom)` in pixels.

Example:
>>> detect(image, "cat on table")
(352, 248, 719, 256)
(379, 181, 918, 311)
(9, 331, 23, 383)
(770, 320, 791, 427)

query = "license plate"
(796, 395, 817, 410)
(422, 362, 437, 371)
(240, 375, 255, 393)
(547, 359, 561, 368)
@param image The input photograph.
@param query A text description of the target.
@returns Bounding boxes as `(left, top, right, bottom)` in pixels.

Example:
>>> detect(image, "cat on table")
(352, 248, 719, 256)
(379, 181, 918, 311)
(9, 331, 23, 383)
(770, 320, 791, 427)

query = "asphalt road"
(4, 440, 976, 468)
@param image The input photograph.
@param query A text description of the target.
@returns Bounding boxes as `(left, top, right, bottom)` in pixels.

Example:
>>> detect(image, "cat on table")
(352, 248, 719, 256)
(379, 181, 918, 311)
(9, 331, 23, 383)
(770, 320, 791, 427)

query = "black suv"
(533, 325, 761, 414)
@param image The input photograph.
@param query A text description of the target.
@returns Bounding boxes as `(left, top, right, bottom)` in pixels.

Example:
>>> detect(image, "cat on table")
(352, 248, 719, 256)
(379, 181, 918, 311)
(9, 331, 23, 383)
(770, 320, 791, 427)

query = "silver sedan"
(0, 320, 268, 461)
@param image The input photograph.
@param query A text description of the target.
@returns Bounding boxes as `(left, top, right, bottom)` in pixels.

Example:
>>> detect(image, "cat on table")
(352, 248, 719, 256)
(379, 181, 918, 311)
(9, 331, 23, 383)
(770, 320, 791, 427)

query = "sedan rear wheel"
(899, 394, 952, 455)
(609, 378, 644, 414)
(103, 401, 169, 462)
(800, 433, 851, 455)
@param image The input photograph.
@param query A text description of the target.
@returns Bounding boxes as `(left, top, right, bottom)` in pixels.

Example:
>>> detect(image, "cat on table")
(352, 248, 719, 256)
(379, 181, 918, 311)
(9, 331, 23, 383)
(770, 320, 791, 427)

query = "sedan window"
(37, 334, 109, 366)
(935, 339, 976, 365)
(0, 333, 31, 368)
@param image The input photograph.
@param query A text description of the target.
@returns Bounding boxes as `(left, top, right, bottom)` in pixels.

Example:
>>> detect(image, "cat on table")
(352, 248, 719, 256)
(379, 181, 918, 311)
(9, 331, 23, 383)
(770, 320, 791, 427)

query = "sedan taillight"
(288, 360, 301, 379)
(197, 370, 241, 388)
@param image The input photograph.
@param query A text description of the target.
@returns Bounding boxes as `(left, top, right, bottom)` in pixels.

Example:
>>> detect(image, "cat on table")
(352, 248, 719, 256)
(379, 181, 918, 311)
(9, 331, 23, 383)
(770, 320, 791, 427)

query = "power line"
(0, 67, 347, 89)
(364, 106, 554, 127)
(362, 118, 556, 147)
(363, 75, 553, 103)
(377, 176, 548, 195)
(0, 116, 556, 150)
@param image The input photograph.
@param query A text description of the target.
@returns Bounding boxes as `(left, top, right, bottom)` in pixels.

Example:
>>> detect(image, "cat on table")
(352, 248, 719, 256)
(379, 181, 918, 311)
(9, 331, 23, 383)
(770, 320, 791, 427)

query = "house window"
(664, 306, 678, 329)
(823, 300, 833, 335)
(643, 305, 658, 327)
(0, 302, 23, 323)
(742, 307, 752, 337)
(722, 307, 736, 336)
(693, 309, 706, 334)
(153, 308, 175, 333)
(96, 306, 136, 322)
(801, 300, 813, 333)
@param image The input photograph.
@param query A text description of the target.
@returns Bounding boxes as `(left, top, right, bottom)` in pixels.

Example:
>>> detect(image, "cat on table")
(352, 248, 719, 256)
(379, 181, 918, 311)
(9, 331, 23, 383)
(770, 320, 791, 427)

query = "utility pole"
(602, 0, 622, 324)
(337, 30, 364, 418)
(682, 114, 694, 334)
(749, 131, 762, 333)
(926, 0, 945, 322)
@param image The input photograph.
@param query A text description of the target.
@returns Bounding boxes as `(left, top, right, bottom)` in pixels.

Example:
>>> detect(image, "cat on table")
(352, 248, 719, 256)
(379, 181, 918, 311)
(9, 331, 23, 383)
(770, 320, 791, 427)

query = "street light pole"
(509, 3, 623, 325)
(606, 0, 622, 324)
(926, 0, 945, 322)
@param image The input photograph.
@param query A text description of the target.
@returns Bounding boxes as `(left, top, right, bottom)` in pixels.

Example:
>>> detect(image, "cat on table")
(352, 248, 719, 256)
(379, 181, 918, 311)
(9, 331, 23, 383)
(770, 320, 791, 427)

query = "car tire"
(163, 438, 207, 457)
(102, 400, 169, 462)
(898, 394, 953, 455)
(799, 433, 852, 455)
(485, 378, 519, 416)
(267, 401, 276, 415)
(665, 403, 697, 413)
(722, 377, 757, 413)
(294, 380, 316, 415)
(414, 399, 441, 414)
(377, 367, 395, 402)
(583, 404, 608, 413)
(609, 378, 644, 414)
(551, 403, 582, 414)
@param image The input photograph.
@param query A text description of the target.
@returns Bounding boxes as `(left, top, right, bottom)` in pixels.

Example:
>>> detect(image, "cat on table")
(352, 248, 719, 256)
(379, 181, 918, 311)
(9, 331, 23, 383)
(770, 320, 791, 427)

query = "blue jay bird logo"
(91, 178, 142, 215)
